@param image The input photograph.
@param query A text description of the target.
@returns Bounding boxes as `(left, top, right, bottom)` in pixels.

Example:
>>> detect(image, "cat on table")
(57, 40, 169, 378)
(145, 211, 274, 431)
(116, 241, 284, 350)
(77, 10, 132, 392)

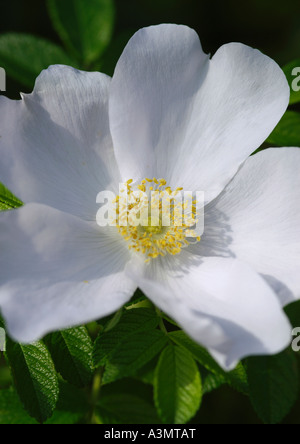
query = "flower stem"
(88, 368, 103, 424)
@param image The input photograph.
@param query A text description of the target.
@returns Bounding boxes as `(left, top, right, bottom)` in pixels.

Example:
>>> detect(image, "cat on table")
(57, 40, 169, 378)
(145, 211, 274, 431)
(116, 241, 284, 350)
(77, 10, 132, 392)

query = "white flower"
(0, 24, 299, 370)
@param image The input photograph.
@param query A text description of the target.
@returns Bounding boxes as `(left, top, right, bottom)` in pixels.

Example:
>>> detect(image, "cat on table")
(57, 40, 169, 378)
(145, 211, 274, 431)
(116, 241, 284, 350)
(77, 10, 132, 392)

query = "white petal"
(109, 24, 289, 202)
(0, 65, 120, 219)
(200, 147, 300, 306)
(0, 204, 135, 342)
(127, 253, 291, 370)
(109, 24, 209, 183)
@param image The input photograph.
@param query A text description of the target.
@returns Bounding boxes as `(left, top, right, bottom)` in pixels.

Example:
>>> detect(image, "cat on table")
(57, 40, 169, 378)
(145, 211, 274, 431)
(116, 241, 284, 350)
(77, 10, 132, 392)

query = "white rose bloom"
(0, 24, 299, 370)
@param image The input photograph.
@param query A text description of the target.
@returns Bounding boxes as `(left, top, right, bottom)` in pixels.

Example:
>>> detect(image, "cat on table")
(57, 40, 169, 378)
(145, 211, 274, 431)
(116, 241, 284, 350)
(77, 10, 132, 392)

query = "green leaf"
(283, 59, 300, 104)
(102, 329, 168, 385)
(44, 327, 93, 388)
(266, 111, 300, 147)
(246, 350, 299, 424)
(202, 372, 226, 395)
(0, 382, 88, 424)
(169, 330, 248, 395)
(133, 356, 158, 385)
(0, 33, 77, 89)
(97, 379, 161, 424)
(0, 389, 38, 424)
(93, 308, 160, 368)
(154, 344, 202, 424)
(0, 182, 23, 211)
(47, 0, 115, 65)
(98, 393, 160, 424)
(0, 366, 12, 390)
(101, 308, 124, 332)
(45, 381, 88, 424)
(5, 340, 59, 423)
(124, 288, 147, 309)
(285, 299, 300, 329)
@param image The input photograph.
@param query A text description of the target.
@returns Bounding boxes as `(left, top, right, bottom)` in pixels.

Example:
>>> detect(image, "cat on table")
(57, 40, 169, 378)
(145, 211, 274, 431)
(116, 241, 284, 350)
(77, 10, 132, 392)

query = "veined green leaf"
(46, 381, 89, 425)
(0, 382, 88, 425)
(169, 330, 248, 395)
(283, 59, 300, 105)
(154, 343, 202, 424)
(93, 308, 160, 368)
(266, 111, 300, 147)
(97, 379, 161, 424)
(101, 308, 124, 332)
(5, 340, 59, 423)
(102, 329, 168, 385)
(246, 350, 298, 424)
(0, 182, 23, 211)
(0, 33, 77, 89)
(47, 0, 115, 65)
(202, 372, 226, 395)
(98, 393, 161, 424)
(133, 356, 158, 385)
(44, 327, 93, 388)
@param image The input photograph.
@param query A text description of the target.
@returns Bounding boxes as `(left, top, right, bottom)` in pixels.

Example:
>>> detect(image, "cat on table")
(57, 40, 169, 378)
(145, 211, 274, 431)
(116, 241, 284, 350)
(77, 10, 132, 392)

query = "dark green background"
(1, 0, 300, 97)
(0, 0, 300, 424)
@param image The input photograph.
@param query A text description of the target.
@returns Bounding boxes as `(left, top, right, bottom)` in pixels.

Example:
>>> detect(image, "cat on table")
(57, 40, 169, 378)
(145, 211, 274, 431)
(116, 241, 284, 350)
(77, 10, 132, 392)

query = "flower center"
(116, 178, 200, 262)
(141, 217, 163, 235)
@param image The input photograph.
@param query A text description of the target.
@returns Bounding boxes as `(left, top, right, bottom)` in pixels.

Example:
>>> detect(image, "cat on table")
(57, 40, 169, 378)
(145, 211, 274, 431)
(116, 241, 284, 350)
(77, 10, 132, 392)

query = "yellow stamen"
(115, 178, 201, 262)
